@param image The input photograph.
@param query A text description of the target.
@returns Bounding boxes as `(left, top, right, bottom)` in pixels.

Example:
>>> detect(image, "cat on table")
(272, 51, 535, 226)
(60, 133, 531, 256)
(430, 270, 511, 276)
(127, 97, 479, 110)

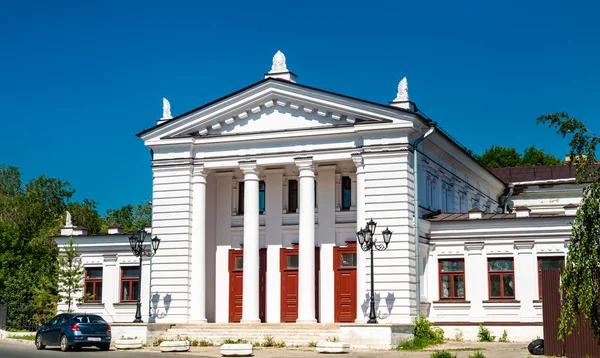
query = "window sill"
(433, 300, 470, 304)
(114, 302, 138, 306)
(79, 302, 104, 306)
(533, 299, 543, 303)
(483, 299, 520, 303)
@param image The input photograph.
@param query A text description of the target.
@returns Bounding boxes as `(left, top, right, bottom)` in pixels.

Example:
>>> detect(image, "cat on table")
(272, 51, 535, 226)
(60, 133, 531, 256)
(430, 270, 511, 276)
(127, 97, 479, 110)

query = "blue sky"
(1, 0, 598, 213)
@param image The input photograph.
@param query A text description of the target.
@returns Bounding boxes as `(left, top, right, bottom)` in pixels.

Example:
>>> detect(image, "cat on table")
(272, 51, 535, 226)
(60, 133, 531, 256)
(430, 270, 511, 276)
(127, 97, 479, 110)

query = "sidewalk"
(137, 342, 540, 357)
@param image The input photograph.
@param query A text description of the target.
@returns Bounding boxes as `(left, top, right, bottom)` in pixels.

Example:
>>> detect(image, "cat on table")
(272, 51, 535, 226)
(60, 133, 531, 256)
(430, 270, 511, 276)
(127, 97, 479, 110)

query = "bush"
(477, 325, 495, 342)
(223, 338, 248, 344)
(498, 330, 508, 342)
(454, 329, 463, 341)
(430, 351, 457, 358)
(469, 352, 486, 358)
(308, 341, 317, 347)
(397, 315, 445, 350)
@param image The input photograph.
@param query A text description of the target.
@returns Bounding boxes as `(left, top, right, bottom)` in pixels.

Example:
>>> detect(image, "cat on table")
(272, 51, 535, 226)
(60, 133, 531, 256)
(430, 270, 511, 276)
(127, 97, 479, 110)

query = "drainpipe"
(502, 184, 515, 213)
(413, 122, 437, 319)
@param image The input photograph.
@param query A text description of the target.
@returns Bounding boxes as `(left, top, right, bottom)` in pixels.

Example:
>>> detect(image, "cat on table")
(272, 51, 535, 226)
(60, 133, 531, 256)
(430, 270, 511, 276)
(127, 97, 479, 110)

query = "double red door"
(228, 248, 266, 323)
(280, 244, 320, 322)
(334, 243, 357, 322)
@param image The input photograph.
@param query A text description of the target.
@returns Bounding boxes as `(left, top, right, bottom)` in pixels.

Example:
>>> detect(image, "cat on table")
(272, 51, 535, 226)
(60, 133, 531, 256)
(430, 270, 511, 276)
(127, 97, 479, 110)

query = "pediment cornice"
(139, 79, 422, 144)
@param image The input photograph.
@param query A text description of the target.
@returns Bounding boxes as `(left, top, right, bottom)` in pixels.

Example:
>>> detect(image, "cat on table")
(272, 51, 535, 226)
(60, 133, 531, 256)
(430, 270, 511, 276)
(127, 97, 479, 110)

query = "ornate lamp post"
(128, 229, 161, 323)
(356, 218, 392, 324)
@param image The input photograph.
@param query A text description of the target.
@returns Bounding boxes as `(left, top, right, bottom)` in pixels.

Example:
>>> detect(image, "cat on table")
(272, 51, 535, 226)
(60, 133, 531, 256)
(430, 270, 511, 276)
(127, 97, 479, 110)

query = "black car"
(35, 313, 111, 352)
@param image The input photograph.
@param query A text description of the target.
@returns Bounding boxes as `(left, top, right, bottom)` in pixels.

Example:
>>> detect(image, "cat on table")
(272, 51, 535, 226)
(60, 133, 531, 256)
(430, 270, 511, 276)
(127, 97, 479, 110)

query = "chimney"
(72, 226, 88, 236)
(563, 203, 579, 216)
(264, 50, 297, 83)
(468, 208, 484, 219)
(108, 225, 124, 235)
(515, 206, 531, 218)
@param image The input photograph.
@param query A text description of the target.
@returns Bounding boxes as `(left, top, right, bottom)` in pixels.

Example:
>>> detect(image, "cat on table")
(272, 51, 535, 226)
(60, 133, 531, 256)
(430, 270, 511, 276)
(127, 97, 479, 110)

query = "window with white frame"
(425, 174, 437, 210)
(458, 190, 467, 213)
(441, 181, 453, 212)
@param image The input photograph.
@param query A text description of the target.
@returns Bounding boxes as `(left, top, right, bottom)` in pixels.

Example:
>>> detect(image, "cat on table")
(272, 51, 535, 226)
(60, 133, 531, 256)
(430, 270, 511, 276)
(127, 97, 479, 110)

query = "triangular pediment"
(139, 79, 419, 143)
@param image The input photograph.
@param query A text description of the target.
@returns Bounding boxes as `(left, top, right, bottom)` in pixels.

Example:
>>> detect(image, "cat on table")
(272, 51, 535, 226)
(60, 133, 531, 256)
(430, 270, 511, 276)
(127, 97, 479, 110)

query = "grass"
(7, 334, 36, 341)
(430, 351, 457, 358)
(308, 341, 317, 347)
(152, 335, 213, 347)
(222, 338, 249, 344)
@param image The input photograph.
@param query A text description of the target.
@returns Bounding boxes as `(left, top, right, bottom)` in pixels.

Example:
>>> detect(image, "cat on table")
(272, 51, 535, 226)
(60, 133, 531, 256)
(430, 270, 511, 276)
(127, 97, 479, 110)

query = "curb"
(0, 338, 35, 346)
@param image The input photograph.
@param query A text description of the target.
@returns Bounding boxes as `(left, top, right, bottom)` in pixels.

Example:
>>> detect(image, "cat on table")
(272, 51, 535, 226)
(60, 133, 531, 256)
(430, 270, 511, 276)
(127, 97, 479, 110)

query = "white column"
(265, 169, 284, 323)
(352, 154, 367, 322)
(189, 164, 207, 323)
(240, 160, 261, 323)
(317, 165, 336, 323)
(295, 156, 317, 323)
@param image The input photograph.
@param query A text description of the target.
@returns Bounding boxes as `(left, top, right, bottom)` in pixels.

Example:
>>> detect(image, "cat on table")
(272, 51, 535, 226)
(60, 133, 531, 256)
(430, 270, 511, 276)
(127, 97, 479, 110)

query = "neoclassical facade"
(54, 52, 581, 343)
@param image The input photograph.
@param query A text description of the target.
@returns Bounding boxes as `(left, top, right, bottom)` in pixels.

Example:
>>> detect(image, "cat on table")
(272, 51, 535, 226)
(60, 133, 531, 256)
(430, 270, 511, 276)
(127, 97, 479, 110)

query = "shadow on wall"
(148, 293, 171, 323)
(360, 292, 396, 320)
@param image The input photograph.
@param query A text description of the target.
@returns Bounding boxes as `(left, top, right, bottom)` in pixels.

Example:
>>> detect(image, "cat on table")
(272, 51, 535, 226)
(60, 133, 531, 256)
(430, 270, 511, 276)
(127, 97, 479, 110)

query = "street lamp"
(128, 229, 161, 323)
(356, 219, 392, 324)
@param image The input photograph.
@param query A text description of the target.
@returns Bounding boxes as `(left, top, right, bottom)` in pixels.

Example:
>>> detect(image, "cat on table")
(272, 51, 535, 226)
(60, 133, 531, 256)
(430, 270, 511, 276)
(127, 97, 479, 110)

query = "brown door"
(280, 244, 320, 322)
(334, 243, 357, 323)
(228, 248, 267, 323)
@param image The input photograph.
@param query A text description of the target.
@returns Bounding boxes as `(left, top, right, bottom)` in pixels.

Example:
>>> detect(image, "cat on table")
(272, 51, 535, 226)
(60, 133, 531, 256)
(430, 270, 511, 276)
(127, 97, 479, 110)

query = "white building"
(54, 51, 581, 343)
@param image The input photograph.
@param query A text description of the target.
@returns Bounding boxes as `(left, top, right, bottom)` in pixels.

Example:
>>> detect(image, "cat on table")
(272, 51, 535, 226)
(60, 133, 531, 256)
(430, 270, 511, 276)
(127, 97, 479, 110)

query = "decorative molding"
(394, 77, 409, 102)
(162, 98, 173, 120)
(513, 240, 534, 251)
(270, 50, 287, 73)
(464, 241, 484, 253)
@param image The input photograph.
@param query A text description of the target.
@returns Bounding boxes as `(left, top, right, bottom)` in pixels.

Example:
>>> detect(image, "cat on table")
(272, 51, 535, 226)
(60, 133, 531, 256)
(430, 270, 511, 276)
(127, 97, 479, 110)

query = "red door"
(280, 244, 320, 322)
(228, 248, 266, 323)
(334, 243, 357, 323)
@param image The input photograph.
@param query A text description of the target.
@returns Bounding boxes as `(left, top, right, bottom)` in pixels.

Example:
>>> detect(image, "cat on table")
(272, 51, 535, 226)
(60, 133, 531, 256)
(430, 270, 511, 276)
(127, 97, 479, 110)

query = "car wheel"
(60, 334, 70, 352)
(35, 334, 45, 350)
(98, 344, 110, 351)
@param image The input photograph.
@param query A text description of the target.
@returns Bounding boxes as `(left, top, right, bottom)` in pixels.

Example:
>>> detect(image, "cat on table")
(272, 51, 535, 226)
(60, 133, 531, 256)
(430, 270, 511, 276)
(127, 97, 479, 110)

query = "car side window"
(49, 315, 61, 325)
(58, 315, 70, 325)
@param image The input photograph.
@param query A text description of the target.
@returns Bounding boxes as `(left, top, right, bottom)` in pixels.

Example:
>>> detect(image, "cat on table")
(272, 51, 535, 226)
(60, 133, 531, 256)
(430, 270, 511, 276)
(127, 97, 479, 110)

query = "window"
(235, 256, 243, 270)
(488, 258, 515, 299)
(441, 183, 453, 212)
(340, 253, 357, 267)
(259, 180, 265, 214)
(238, 182, 244, 215)
(288, 180, 298, 213)
(120, 267, 140, 302)
(438, 259, 465, 299)
(287, 255, 299, 269)
(341, 176, 351, 210)
(458, 191, 467, 212)
(84, 267, 103, 303)
(538, 257, 564, 298)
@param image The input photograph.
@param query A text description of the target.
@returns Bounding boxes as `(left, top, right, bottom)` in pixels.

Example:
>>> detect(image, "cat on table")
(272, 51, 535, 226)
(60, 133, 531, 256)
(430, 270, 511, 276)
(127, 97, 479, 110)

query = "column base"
(240, 318, 261, 324)
(188, 319, 208, 324)
(296, 318, 317, 324)
(354, 317, 367, 324)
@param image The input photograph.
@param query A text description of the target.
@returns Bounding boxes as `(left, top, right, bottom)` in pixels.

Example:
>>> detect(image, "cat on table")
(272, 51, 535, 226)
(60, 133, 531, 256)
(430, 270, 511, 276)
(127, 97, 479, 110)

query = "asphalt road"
(0, 341, 207, 357)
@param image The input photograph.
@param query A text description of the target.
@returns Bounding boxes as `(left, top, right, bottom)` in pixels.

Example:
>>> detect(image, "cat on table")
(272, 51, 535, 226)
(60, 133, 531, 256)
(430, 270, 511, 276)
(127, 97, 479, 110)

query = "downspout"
(413, 122, 437, 319)
(502, 184, 515, 213)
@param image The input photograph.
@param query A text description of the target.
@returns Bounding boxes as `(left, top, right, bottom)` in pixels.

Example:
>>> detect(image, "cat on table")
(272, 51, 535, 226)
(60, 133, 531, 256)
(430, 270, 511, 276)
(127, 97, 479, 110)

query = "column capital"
(294, 156, 314, 176)
(239, 160, 258, 177)
(193, 164, 207, 184)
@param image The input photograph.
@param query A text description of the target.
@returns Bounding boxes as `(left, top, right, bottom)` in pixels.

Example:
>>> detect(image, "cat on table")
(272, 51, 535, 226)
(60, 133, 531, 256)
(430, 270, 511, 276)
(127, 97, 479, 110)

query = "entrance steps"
(162, 323, 342, 346)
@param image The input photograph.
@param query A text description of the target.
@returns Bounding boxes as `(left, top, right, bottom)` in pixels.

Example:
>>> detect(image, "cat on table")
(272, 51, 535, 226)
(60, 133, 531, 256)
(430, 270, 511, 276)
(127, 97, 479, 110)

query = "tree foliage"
(67, 199, 103, 234)
(57, 237, 88, 312)
(104, 201, 152, 232)
(537, 112, 600, 342)
(475, 145, 561, 168)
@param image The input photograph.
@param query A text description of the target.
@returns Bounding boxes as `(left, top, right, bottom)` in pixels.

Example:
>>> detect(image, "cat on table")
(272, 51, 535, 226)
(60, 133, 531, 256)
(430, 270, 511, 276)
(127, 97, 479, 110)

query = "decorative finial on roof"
(65, 211, 73, 227)
(395, 77, 409, 102)
(270, 50, 287, 73)
(162, 98, 173, 119)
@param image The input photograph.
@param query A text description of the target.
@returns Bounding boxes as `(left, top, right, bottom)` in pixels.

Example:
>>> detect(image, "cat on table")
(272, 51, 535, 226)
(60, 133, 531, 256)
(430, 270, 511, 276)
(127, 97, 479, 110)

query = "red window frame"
(538, 257, 564, 299)
(83, 267, 102, 303)
(488, 258, 515, 299)
(120, 267, 140, 302)
(438, 259, 466, 300)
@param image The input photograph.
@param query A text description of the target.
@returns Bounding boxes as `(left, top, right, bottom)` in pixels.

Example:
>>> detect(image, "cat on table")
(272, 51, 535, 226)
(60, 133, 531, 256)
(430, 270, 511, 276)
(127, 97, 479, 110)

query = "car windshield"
(73, 315, 106, 324)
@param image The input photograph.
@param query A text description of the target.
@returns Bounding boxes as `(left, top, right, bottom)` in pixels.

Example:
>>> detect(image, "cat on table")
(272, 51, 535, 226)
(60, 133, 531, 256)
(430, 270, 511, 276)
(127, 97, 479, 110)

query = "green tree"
(57, 237, 88, 312)
(475, 145, 521, 168)
(67, 199, 103, 234)
(537, 112, 600, 342)
(104, 201, 151, 232)
(521, 146, 562, 166)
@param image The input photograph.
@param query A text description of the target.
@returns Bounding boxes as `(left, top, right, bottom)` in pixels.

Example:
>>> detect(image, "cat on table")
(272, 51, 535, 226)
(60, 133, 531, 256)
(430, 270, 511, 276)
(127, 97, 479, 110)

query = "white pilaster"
(464, 242, 485, 321)
(317, 165, 336, 323)
(189, 164, 207, 323)
(265, 168, 284, 323)
(215, 172, 233, 323)
(352, 153, 367, 322)
(515, 241, 536, 321)
(240, 160, 261, 323)
(295, 156, 317, 323)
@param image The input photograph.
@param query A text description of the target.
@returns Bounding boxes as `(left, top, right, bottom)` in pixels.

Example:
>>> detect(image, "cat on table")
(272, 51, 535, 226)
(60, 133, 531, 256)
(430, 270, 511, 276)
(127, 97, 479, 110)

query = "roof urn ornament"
(270, 50, 287, 73)
(394, 77, 409, 102)
(65, 211, 73, 227)
(162, 98, 173, 119)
